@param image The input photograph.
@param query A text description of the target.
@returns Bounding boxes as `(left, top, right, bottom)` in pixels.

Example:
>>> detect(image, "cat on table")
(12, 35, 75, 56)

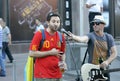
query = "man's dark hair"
(46, 12, 61, 21)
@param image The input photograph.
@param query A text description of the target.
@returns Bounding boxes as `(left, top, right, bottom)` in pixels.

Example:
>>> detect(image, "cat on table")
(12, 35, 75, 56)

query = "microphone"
(60, 28, 70, 36)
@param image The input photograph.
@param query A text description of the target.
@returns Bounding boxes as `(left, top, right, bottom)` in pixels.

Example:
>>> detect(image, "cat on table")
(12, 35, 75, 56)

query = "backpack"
(38, 29, 63, 50)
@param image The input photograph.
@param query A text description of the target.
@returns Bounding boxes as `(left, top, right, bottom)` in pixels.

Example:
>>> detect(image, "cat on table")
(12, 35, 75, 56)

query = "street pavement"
(0, 53, 120, 81)
(1, 41, 120, 81)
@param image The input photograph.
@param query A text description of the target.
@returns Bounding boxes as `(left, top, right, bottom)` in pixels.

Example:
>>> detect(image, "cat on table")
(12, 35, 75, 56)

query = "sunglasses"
(92, 22, 104, 25)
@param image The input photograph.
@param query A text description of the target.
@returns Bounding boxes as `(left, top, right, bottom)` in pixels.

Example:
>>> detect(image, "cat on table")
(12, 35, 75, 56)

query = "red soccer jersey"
(29, 29, 66, 78)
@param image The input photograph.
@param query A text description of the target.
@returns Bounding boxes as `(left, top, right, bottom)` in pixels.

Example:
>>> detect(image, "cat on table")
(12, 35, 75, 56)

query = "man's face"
(93, 22, 105, 32)
(0, 20, 5, 27)
(48, 16, 60, 32)
(35, 19, 40, 25)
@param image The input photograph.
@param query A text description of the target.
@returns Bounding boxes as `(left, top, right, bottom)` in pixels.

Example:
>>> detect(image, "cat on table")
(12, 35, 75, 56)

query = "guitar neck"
(103, 68, 120, 73)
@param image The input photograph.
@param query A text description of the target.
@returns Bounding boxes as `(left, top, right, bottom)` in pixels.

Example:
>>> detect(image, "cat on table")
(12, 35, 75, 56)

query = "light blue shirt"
(35, 24, 44, 32)
(0, 25, 2, 48)
(2, 26, 10, 42)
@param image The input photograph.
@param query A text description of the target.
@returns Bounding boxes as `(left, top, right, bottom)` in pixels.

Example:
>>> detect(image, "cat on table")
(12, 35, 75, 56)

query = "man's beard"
(51, 26, 59, 32)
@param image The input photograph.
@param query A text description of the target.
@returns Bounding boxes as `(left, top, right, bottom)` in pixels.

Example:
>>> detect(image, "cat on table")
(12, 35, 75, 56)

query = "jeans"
(2, 49, 6, 59)
(0, 48, 6, 75)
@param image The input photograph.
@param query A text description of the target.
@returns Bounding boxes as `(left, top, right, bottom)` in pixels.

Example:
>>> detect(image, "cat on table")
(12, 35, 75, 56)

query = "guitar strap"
(81, 48, 88, 65)
(95, 33, 110, 63)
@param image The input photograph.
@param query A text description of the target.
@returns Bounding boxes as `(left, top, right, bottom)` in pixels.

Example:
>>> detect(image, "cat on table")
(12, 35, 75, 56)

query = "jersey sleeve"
(29, 31, 42, 51)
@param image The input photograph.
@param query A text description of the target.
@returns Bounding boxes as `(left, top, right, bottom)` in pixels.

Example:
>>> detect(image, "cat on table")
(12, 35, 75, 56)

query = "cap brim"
(90, 19, 106, 25)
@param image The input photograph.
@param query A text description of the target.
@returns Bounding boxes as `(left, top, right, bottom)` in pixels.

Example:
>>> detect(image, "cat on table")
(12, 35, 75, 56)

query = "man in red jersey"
(29, 12, 66, 81)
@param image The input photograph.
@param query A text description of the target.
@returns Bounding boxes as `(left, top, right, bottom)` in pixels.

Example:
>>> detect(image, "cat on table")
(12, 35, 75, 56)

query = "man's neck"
(46, 28, 56, 35)
(95, 31, 104, 37)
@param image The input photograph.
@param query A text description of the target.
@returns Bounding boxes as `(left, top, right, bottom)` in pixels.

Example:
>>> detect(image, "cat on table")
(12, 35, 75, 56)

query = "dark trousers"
(88, 12, 102, 32)
(2, 42, 14, 61)
(104, 73, 110, 81)
(97, 73, 110, 81)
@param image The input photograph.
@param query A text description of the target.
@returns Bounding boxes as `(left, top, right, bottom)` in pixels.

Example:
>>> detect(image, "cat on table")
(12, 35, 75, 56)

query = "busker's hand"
(100, 61, 109, 69)
(67, 31, 75, 40)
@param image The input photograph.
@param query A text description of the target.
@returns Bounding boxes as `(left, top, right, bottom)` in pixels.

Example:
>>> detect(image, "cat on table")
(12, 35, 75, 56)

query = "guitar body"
(81, 63, 107, 81)
(81, 63, 120, 81)
(81, 63, 99, 81)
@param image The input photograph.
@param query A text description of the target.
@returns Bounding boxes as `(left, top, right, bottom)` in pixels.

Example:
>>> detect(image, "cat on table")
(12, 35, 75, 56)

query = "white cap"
(91, 15, 106, 24)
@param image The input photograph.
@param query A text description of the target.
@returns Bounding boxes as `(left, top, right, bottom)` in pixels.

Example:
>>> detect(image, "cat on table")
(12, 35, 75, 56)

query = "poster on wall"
(10, 0, 58, 41)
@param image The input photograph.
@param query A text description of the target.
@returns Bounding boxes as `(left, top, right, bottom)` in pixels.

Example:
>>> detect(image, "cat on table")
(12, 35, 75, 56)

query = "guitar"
(81, 63, 120, 81)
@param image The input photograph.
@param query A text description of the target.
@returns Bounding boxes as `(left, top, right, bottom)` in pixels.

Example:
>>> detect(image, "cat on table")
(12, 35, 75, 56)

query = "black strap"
(58, 31, 63, 43)
(34, 29, 45, 63)
(38, 29, 45, 50)
(81, 48, 88, 65)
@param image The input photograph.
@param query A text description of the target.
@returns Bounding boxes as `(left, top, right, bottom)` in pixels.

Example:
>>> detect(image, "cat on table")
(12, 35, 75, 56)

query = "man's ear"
(46, 21, 49, 26)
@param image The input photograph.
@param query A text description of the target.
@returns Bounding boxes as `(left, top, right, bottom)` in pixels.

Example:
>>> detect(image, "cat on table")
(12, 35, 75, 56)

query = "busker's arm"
(69, 32, 89, 43)
(100, 46, 117, 68)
